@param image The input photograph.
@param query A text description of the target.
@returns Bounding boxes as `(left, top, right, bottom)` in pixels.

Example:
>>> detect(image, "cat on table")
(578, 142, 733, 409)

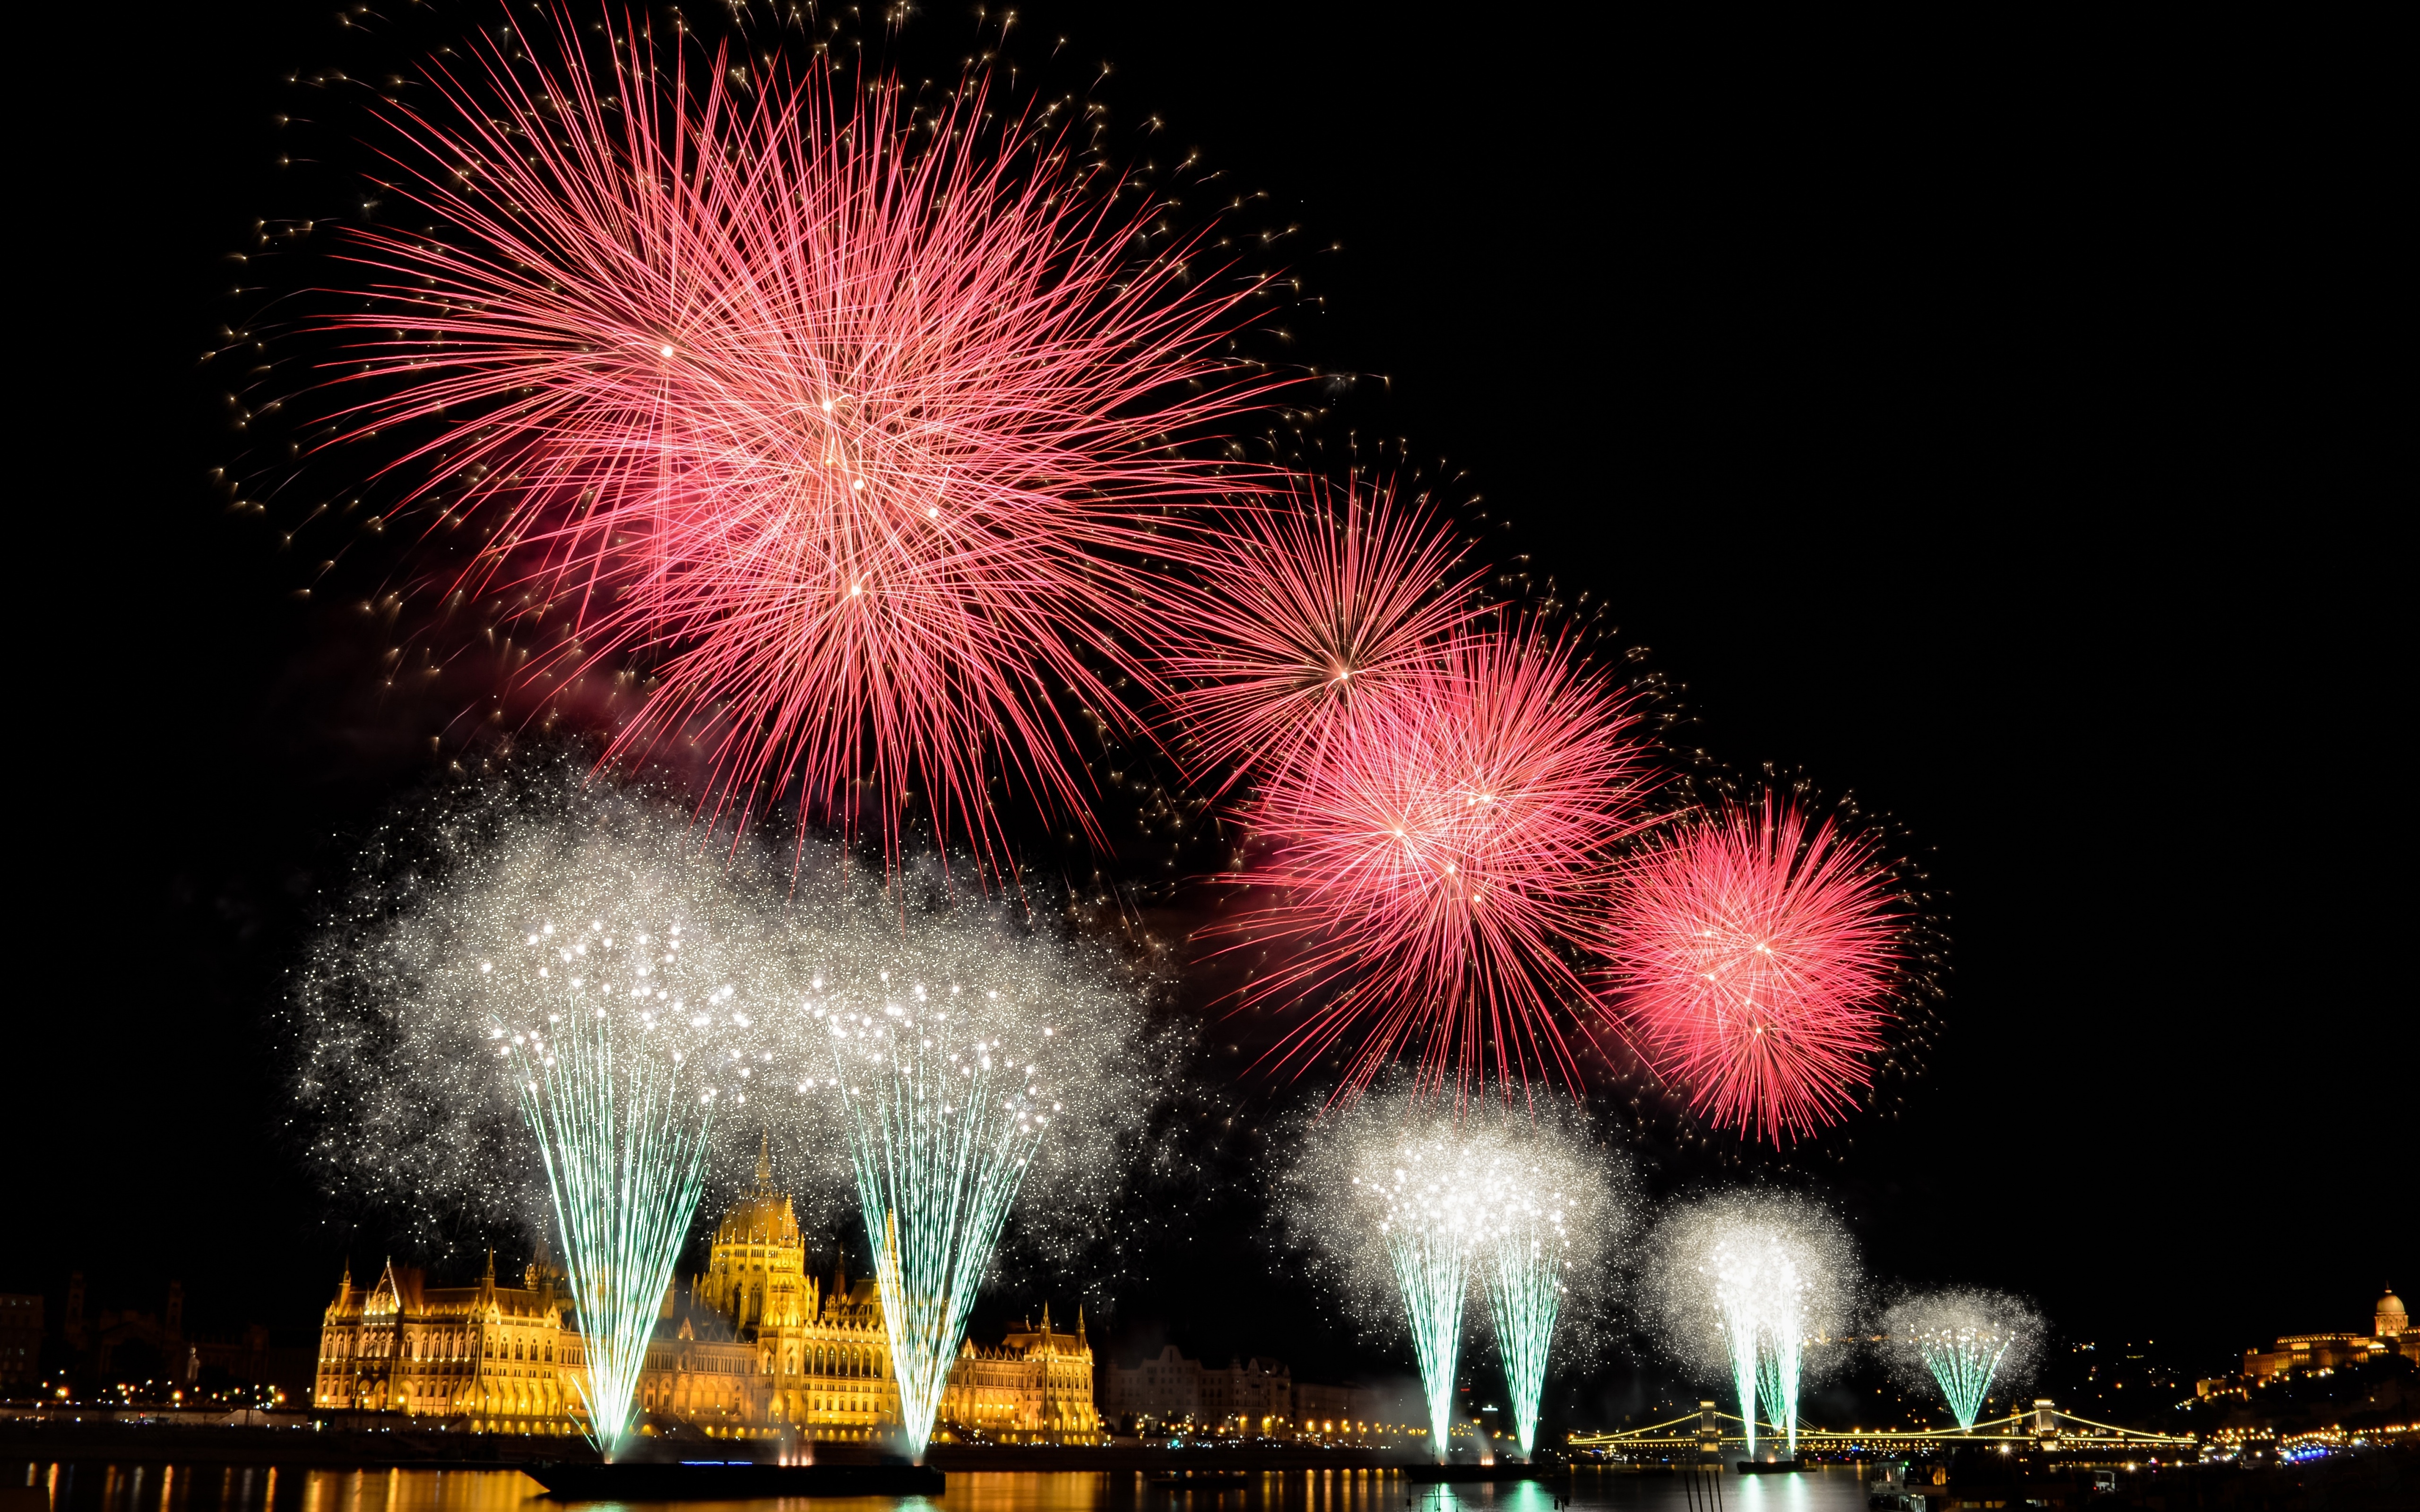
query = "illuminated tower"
(696, 1133, 810, 1334)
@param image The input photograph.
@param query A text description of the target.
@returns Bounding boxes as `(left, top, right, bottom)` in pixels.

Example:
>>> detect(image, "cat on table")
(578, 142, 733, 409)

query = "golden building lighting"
(314, 1139, 1099, 1443)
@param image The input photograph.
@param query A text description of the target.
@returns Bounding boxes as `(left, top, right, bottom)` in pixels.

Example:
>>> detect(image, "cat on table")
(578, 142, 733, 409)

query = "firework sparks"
(295, 760, 1161, 1460)
(792, 933, 1153, 1461)
(295, 769, 808, 1459)
(1282, 1091, 1622, 1463)
(1216, 619, 1655, 1100)
(1881, 1289, 2043, 1430)
(312, 10, 1274, 862)
(1643, 1194, 1858, 1460)
(500, 938, 722, 1460)
(1470, 1097, 1625, 1458)
(1599, 797, 1904, 1143)
(1148, 477, 1484, 792)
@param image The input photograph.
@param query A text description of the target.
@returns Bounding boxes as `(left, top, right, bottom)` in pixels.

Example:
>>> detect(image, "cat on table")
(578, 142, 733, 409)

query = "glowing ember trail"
(1599, 797, 1903, 1142)
(314, 10, 1273, 862)
(1149, 477, 1483, 792)
(1217, 619, 1655, 1100)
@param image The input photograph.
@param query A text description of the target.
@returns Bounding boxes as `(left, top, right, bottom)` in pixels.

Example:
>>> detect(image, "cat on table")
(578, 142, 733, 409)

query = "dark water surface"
(13, 1465, 1874, 1512)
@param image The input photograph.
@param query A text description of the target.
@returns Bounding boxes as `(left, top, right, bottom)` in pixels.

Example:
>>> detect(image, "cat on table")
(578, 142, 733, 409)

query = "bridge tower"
(2031, 1398, 2058, 1450)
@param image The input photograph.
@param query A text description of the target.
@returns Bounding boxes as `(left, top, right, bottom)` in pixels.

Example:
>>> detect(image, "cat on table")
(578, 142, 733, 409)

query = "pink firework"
(1150, 477, 1485, 792)
(1214, 619, 1656, 1100)
(314, 12, 1274, 861)
(1599, 798, 1903, 1143)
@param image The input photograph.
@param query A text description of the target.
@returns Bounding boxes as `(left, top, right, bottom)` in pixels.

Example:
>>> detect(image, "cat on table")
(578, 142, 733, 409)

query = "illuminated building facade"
(2196, 1289, 2414, 1399)
(313, 1253, 593, 1435)
(1099, 1347, 1398, 1439)
(313, 1145, 1098, 1442)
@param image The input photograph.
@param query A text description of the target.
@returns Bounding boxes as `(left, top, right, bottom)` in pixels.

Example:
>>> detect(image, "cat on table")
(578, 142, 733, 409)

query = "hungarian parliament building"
(312, 1151, 1100, 1446)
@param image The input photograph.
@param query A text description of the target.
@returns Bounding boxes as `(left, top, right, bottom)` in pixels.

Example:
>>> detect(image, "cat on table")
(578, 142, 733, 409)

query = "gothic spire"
(754, 1128, 772, 1192)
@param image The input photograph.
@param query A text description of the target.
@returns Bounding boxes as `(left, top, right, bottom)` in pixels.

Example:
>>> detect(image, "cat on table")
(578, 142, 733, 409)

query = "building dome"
(2379, 1290, 2408, 1337)
(713, 1130, 797, 1242)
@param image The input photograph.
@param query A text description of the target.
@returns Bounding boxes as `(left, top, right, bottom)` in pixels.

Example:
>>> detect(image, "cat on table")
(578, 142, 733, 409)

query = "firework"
(295, 759, 1162, 1460)
(1643, 1194, 1858, 1460)
(1281, 1091, 1618, 1463)
(1149, 477, 1484, 792)
(1880, 1289, 2043, 1430)
(295, 766, 811, 1458)
(1217, 619, 1655, 1099)
(786, 911, 1156, 1460)
(1470, 1096, 1625, 1458)
(311, 11, 1273, 861)
(1599, 797, 1903, 1143)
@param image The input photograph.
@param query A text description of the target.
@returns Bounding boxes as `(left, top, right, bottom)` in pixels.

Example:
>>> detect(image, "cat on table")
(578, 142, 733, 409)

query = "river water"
(14, 1465, 1876, 1512)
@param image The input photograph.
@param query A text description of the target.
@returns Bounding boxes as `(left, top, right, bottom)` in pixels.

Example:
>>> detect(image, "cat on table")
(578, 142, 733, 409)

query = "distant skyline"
(6, 0, 2397, 1421)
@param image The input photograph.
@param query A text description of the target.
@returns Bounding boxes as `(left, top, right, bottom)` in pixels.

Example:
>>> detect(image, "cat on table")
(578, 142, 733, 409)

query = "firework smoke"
(308, 9, 1273, 863)
(1600, 797, 1904, 1143)
(1880, 1288, 2044, 1430)
(1643, 1193, 1858, 1460)
(1217, 619, 1655, 1100)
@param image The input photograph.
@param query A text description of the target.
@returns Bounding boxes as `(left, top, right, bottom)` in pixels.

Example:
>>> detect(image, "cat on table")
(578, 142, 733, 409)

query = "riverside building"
(312, 1143, 1099, 1444)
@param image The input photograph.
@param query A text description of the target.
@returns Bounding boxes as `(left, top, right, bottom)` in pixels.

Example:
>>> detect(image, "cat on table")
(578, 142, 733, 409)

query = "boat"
(1404, 1465, 1563, 1483)
(526, 1460, 946, 1500)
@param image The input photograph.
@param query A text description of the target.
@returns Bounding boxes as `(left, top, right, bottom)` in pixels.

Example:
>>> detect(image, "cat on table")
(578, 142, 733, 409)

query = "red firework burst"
(1598, 797, 1903, 1143)
(314, 11, 1273, 860)
(1213, 619, 1657, 1100)
(1149, 477, 1485, 792)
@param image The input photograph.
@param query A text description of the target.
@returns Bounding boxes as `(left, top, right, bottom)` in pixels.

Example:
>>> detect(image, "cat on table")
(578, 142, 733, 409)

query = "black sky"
(9, 0, 2403, 1414)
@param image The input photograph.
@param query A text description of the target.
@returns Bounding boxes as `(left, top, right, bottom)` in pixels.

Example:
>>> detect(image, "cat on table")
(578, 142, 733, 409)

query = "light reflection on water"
(12, 1465, 1876, 1512)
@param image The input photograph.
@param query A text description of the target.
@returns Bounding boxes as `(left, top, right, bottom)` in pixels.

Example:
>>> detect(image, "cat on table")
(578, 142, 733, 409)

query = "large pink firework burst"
(1212, 619, 1657, 1100)
(313, 10, 1274, 861)
(1148, 477, 1485, 792)
(1598, 798, 1904, 1143)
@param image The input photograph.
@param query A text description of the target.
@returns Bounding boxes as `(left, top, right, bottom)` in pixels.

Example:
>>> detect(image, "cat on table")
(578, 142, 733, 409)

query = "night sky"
(10, 0, 2400, 1426)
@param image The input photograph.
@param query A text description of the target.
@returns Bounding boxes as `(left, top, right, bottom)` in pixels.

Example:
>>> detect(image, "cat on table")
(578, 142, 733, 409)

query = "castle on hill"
(312, 1140, 1099, 1445)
